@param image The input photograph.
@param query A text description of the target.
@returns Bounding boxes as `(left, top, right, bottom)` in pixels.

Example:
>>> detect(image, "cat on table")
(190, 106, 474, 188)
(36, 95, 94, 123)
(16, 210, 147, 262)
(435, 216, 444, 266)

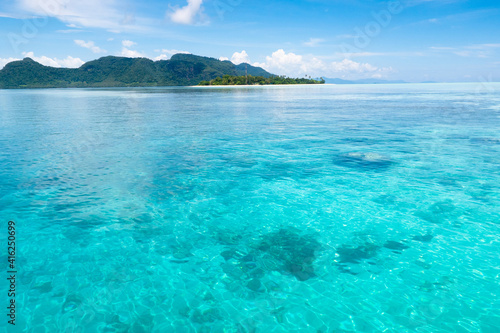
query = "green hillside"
(0, 54, 274, 89)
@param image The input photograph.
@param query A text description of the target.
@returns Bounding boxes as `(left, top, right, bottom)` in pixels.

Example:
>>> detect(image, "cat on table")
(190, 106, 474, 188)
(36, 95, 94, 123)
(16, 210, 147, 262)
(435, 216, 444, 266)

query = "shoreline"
(0, 82, 500, 91)
(191, 83, 331, 87)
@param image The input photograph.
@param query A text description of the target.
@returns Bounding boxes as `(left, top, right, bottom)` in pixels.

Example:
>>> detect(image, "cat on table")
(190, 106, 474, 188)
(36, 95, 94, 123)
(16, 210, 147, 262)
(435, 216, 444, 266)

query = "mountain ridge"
(0, 54, 273, 89)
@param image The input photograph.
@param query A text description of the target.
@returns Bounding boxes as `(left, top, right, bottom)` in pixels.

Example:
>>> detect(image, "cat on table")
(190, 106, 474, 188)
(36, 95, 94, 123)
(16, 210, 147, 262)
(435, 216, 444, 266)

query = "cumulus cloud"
(254, 49, 302, 70)
(0, 57, 21, 69)
(21, 52, 84, 68)
(74, 40, 106, 53)
(120, 48, 145, 58)
(153, 49, 190, 61)
(168, 0, 205, 25)
(330, 58, 378, 72)
(253, 49, 392, 79)
(122, 40, 136, 47)
(219, 57, 229, 61)
(230, 50, 251, 65)
(118, 40, 145, 58)
(154, 54, 170, 61)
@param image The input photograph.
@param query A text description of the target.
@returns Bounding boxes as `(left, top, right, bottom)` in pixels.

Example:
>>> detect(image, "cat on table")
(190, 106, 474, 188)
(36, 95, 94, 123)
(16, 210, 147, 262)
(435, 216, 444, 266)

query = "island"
(198, 75, 325, 86)
(0, 54, 274, 89)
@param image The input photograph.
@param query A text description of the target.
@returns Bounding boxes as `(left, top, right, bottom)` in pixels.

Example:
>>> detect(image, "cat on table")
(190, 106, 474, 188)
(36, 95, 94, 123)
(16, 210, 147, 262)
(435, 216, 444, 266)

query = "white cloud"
(304, 38, 325, 47)
(253, 49, 392, 79)
(74, 40, 106, 53)
(430, 46, 455, 50)
(231, 50, 251, 65)
(453, 51, 471, 57)
(345, 52, 388, 57)
(219, 57, 229, 61)
(162, 49, 190, 55)
(340, 51, 425, 57)
(120, 48, 145, 58)
(336, 34, 356, 39)
(154, 54, 170, 61)
(168, 0, 205, 25)
(153, 49, 190, 61)
(119, 40, 146, 58)
(252, 49, 302, 72)
(57, 29, 84, 33)
(21, 52, 84, 68)
(466, 43, 500, 50)
(59, 56, 85, 68)
(122, 40, 136, 47)
(16, 0, 139, 31)
(431, 43, 500, 58)
(0, 57, 21, 69)
(453, 50, 489, 58)
(330, 58, 379, 73)
(405, 0, 463, 5)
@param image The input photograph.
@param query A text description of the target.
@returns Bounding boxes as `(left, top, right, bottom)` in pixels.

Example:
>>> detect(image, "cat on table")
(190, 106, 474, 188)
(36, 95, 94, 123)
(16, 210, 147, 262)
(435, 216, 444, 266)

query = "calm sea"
(0, 84, 499, 332)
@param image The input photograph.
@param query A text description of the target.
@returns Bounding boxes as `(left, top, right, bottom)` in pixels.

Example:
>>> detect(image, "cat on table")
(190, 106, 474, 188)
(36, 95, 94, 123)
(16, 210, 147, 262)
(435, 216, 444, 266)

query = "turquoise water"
(0, 84, 499, 332)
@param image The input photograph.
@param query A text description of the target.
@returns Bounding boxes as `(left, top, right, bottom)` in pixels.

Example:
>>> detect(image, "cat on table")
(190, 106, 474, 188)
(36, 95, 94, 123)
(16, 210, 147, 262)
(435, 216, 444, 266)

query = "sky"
(0, 0, 499, 82)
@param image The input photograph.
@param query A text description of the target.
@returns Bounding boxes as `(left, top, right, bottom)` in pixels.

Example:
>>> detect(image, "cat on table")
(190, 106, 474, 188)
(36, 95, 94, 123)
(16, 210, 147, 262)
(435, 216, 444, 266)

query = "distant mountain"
(324, 77, 407, 84)
(0, 54, 273, 89)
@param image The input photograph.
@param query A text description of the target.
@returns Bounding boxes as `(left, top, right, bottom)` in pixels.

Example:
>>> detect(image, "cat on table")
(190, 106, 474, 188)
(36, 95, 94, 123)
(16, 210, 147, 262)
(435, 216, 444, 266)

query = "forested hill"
(0, 54, 273, 89)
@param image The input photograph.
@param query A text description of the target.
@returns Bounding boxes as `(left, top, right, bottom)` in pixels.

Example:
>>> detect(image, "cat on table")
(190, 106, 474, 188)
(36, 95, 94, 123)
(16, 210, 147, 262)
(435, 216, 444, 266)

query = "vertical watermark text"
(6, 220, 16, 326)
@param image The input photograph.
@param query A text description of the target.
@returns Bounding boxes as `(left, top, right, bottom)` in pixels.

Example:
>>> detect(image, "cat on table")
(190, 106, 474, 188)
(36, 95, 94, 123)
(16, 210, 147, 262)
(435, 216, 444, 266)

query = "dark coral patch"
(333, 152, 394, 171)
(336, 243, 380, 264)
(384, 241, 409, 253)
(383, 240, 409, 252)
(415, 199, 457, 224)
(412, 234, 433, 243)
(256, 228, 322, 281)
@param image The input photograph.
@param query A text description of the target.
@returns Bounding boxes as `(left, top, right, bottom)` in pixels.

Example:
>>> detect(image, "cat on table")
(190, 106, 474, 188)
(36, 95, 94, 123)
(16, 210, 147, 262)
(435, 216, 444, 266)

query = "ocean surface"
(0, 83, 499, 332)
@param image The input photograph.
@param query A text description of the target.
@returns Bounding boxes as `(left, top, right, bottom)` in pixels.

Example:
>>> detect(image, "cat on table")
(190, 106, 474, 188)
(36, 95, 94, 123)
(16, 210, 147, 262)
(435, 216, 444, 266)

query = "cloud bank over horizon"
(228, 49, 393, 79)
(0, 48, 392, 80)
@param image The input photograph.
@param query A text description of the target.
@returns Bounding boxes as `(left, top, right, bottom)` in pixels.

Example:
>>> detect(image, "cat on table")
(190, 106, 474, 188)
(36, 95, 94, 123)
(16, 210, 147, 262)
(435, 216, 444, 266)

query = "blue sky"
(0, 0, 499, 82)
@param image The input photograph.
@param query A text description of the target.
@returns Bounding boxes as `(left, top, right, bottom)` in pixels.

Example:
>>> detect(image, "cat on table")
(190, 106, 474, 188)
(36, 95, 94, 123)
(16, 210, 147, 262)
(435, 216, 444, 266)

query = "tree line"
(198, 75, 325, 86)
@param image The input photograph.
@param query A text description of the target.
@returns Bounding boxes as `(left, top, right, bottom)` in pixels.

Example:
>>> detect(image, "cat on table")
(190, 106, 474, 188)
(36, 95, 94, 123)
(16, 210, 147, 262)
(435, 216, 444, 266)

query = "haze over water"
(1, 84, 499, 332)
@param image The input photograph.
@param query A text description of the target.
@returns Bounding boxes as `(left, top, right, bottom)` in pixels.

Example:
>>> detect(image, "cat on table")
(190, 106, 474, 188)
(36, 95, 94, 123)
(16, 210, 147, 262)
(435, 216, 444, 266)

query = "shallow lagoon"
(1, 83, 499, 332)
